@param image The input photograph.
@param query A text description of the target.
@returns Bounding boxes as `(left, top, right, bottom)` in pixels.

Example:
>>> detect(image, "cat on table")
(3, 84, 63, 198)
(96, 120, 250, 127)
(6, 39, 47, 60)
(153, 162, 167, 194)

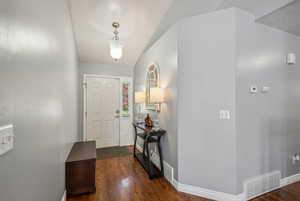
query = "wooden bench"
(66, 141, 96, 197)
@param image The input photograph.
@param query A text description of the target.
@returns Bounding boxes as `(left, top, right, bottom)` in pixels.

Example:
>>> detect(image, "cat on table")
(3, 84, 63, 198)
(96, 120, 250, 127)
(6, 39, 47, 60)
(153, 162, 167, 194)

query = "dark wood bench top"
(66, 141, 96, 163)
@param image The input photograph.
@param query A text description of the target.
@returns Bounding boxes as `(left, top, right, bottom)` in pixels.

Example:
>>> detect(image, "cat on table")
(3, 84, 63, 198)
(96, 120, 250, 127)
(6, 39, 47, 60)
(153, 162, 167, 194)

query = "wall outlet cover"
(261, 86, 270, 93)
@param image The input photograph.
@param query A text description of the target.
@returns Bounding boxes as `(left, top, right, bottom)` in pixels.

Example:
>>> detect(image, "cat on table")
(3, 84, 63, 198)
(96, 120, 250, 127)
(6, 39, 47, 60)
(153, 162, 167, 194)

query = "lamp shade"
(150, 87, 165, 103)
(135, 92, 145, 103)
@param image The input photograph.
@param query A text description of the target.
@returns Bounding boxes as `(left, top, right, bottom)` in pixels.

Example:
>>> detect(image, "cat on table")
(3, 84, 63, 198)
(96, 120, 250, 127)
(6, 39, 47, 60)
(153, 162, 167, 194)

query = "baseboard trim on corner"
(280, 172, 300, 187)
(162, 160, 243, 201)
(174, 181, 243, 201)
(61, 190, 66, 201)
(135, 145, 300, 201)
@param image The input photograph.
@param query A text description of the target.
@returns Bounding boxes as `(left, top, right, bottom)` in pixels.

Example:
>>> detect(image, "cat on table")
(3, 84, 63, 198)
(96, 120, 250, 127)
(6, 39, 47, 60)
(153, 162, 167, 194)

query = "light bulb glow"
(110, 39, 123, 60)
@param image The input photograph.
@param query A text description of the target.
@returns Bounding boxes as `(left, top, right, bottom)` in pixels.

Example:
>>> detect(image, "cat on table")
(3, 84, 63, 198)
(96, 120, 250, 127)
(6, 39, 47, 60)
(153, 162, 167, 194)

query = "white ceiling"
(218, 0, 295, 19)
(146, 0, 223, 49)
(147, 0, 297, 48)
(70, 0, 299, 67)
(69, 0, 173, 67)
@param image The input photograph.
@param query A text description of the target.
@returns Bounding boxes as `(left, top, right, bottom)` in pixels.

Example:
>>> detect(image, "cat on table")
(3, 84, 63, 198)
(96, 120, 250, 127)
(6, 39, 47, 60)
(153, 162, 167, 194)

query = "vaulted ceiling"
(258, 0, 300, 37)
(69, 0, 299, 67)
(69, 0, 173, 66)
(148, 0, 297, 47)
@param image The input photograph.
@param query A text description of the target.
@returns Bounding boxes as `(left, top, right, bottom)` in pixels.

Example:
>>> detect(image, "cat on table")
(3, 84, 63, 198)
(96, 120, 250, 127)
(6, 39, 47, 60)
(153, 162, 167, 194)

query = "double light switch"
(0, 124, 14, 156)
(220, 110, 231, 120)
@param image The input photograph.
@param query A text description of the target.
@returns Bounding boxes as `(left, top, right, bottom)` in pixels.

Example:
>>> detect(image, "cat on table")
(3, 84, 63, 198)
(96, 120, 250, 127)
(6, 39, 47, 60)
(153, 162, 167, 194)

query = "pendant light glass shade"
(110, 39, 123, 60)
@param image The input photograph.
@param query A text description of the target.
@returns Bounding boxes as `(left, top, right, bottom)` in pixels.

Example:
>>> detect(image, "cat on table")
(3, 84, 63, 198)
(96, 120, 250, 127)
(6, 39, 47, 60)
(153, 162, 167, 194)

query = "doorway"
(84, 75, 133, 149)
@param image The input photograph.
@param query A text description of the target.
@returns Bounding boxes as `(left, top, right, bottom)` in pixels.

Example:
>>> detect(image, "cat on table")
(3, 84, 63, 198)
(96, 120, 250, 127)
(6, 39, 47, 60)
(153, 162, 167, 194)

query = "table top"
(132, 122, 166, 137)
(133, 122, 154, 131)
(66, 141, 96, 163)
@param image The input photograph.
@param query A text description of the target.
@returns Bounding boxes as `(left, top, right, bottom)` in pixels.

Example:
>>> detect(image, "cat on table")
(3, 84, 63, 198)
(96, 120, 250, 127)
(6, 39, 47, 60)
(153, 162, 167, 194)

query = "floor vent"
(243, 171, 281, 200)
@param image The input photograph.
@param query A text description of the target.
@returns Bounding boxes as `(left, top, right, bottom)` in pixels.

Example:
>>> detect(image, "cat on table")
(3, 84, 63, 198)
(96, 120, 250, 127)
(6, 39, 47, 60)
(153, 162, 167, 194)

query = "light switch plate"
(0, 124, 14, 156)
(220, 110, 231, 120)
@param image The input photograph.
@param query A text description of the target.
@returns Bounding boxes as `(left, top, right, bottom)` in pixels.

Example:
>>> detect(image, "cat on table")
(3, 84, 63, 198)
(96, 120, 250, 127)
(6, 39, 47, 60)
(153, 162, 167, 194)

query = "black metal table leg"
(142, 140, 146, 157)
(157, 138, 164, 176)
(145, 136, 153, 178)
(133, 126, 137, 157)
(132, 123, 166, 179)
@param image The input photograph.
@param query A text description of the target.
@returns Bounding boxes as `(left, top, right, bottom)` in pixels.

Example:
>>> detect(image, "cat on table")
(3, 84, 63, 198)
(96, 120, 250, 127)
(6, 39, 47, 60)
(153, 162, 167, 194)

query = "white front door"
(86, 77, 120, 148)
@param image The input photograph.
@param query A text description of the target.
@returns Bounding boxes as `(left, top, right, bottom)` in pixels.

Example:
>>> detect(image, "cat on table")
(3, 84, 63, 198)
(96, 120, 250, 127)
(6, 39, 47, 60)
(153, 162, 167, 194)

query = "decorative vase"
(144, 113, 153, 127)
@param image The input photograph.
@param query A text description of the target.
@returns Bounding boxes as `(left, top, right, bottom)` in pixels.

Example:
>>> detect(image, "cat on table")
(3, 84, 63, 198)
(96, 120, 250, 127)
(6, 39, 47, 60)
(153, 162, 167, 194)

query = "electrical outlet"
(292, 154, 300, 165)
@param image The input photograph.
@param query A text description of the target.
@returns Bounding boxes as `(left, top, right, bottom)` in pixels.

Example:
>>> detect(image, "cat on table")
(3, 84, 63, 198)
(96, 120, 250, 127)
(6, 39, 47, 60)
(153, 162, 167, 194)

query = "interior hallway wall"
(177, 8, 300, 195)
(177, 8, 237, 194)
(133, 26, 178, 179)
(0, 0, 79, 201)
(235, 9, 300, 193)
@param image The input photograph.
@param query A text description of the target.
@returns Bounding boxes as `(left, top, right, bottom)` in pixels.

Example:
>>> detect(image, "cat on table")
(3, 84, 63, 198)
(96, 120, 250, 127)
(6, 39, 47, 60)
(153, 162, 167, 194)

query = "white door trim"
(83, 74, 133, 144)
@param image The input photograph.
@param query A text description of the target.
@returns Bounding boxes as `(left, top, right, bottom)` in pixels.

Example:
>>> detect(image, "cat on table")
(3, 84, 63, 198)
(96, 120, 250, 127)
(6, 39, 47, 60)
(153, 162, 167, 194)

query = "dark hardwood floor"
(67, 154, 300, 201)
(251, 182, 300, 201)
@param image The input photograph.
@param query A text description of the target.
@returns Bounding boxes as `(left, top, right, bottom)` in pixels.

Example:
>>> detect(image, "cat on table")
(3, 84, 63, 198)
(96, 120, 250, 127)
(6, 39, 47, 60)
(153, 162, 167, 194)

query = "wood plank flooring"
(67, 155, 300, 201)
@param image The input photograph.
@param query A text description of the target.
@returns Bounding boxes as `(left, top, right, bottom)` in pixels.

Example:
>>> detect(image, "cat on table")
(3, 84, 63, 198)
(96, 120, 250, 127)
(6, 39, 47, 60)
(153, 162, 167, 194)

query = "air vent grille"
(243, 171, 281, 200)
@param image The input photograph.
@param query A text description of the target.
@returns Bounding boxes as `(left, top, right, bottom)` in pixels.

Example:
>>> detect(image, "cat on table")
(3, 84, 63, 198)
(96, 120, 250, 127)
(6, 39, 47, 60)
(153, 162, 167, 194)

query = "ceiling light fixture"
(110, 22, 123, 61)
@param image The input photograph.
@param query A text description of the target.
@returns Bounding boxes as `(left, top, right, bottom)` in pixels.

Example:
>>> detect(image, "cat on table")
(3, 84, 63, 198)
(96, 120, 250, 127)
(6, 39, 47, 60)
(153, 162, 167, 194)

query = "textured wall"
(134, 26, 178, 179)
(0, 0, 79, 201)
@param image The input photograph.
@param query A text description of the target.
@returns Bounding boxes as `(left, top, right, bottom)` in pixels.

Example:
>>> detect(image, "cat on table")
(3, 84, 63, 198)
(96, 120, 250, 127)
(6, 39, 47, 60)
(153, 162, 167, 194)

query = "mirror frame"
(145, 62, 160, 111)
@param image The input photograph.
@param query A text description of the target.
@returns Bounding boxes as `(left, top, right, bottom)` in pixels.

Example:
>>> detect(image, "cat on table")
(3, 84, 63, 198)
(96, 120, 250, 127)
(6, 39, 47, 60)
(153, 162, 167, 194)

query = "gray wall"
(177, 7, 300, 195)
(0, 0, 79, 201)
(177, 8, 237, 194)
(235, 9, 300, 193)
(134, 26, 178, 179)
(135, 7, 300, 195)
(78, 62, 132, 139)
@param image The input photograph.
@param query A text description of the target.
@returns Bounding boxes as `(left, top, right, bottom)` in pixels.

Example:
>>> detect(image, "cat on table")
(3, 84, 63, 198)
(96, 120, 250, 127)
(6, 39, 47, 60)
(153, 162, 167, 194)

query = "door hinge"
(83, 82, 87, 88)
(85, 112, 87, 116)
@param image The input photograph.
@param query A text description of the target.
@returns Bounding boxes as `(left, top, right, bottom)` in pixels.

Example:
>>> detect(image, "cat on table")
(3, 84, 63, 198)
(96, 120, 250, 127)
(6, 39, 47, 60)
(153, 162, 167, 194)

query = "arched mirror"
(145, 63, 160, 110)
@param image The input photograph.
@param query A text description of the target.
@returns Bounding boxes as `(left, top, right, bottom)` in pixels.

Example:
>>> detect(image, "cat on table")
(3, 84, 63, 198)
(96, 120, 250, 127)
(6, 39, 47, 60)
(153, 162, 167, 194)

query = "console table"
(66, 141, 96, 197)
(132, 123, 166, 179)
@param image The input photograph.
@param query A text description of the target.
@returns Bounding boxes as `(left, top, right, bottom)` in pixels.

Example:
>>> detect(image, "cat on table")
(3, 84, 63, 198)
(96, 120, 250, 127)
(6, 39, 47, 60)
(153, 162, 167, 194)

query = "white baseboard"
(163, 161, 300, 201)
(135, 144, 300, 201)
(280, 172, 300, 187)
(61, 190, 66, 201)
(165, 161, 244, 201)
(176, 182, 244, 201)
(135, 145, 244, 201)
